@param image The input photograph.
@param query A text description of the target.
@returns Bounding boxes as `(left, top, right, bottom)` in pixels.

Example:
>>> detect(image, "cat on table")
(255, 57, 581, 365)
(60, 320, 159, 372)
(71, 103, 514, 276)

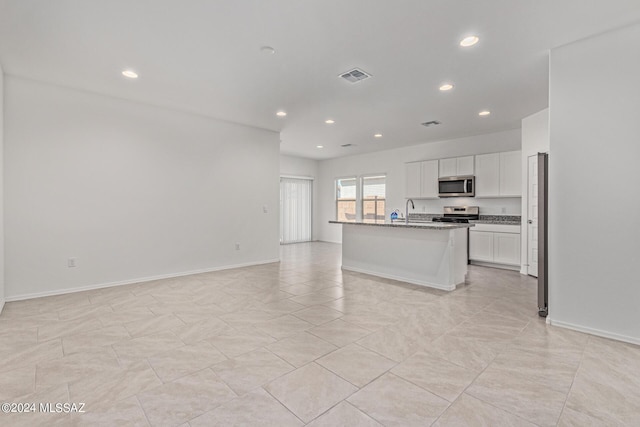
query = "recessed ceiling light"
(122, 70, 138, 79)
(325, 119, 335, 124)
(460, 36, 479, 47)
(374, 133, 383, 138)
(479, 110, 491, 116)
(276, 111, 287, 117)
(316, 145, 324, 148)
(260, 46, 276, 54)
(439, 83, 454, 91)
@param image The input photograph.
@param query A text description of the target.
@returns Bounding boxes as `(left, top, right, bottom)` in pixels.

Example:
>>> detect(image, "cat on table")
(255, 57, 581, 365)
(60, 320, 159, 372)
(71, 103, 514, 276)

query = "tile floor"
(1, 242, 639, 426)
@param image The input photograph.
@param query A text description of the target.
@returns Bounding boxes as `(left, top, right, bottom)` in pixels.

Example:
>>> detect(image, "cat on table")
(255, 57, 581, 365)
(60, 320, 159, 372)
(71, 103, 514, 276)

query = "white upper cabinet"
(439, 156, 474, 177)
(475, 150, 521, 197)
(475, 153, 500, 197)
(499, 151, 522, 196)
(405, 160, 439, 199)
(406, 162, 422, 199)
(420, 160, 439, 198)
(457, 156, 475, 176)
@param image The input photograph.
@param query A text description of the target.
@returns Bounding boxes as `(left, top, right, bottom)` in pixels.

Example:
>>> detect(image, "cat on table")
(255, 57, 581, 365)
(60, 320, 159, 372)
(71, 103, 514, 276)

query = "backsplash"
(408, 212, 521, 225)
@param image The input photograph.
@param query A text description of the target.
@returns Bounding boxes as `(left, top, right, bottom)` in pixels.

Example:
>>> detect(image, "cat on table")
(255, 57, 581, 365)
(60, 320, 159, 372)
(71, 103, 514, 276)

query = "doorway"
(527, 155, 539, 277)
(280, 177, 313, 244)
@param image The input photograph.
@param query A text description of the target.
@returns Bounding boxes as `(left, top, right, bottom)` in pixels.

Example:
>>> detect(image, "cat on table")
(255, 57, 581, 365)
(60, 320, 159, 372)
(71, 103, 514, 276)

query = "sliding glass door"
(280, 177, 312, 244)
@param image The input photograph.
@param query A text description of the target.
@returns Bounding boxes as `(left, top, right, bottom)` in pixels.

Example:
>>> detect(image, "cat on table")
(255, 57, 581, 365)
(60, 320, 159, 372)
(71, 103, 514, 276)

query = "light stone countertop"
(328, 220, 474, 230)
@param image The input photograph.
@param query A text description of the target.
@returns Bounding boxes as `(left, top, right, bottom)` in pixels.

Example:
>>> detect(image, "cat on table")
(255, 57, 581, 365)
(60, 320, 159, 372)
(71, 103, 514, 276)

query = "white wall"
(0, 64, 4, 313)
(520, 109, 549, 274)
(549, 23, 640, 344)
(317, 129, 521, 243)
(280, 154, 319, 241)
(4, 77, 280, 300)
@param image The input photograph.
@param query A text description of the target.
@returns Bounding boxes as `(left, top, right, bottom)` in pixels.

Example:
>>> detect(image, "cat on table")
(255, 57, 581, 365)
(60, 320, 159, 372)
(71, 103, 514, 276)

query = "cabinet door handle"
(528, 220, 533, 224)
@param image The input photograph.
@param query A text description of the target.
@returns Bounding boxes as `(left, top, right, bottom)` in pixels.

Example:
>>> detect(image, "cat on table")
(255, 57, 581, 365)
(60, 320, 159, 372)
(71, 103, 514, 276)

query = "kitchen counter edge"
(328, 220, 474, 230)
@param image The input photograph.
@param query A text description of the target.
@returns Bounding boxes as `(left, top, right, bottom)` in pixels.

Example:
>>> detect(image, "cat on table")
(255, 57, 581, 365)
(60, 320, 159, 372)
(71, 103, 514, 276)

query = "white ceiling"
(1, 1, 639, 160)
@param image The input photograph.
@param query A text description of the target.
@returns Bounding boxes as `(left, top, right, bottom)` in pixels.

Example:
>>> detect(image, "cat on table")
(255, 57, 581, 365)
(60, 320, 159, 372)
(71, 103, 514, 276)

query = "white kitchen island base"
(338, 222, 471, 291)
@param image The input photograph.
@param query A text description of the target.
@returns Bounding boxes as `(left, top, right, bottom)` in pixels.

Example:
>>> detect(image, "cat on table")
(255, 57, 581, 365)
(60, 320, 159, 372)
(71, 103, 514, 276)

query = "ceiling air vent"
(422, 120, 442, 127)
(339, 68, 371, 83)
(341, 143, 356, 148)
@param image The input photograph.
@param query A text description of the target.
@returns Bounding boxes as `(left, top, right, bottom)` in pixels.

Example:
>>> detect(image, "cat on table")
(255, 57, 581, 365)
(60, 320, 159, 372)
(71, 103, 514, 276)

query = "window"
(362, 175, 386, 223)
(336, 177, 357, 222)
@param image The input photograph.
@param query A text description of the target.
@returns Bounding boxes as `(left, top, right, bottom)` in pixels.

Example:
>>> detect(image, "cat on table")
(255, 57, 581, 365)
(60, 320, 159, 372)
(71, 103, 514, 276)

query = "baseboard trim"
(547, 317, 640, 346)
(5, 258, 281, 302)
(341, 265, 457, 291)
(470, 260, 520, 271)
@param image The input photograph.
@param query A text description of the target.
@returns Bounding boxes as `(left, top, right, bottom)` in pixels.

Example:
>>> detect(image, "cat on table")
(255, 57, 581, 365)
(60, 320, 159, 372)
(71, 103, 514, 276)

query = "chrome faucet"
(405, 199, 414, 224)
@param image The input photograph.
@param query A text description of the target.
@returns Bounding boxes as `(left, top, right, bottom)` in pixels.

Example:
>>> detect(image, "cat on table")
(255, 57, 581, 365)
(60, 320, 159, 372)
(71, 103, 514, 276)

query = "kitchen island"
(329, 220, 474, 291)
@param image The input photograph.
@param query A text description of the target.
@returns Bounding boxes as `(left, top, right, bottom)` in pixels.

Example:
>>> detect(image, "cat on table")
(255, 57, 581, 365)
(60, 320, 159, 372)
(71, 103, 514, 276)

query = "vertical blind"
(280, 177, 313, 244)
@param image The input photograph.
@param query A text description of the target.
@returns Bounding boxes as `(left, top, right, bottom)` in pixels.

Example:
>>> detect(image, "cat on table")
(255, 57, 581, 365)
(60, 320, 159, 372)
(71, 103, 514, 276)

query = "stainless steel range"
(431, 206, 479, 223)
(432, 206, 479, 265)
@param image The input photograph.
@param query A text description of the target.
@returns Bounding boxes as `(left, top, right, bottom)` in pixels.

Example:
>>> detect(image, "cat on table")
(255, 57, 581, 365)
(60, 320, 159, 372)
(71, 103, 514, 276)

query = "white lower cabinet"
(469, 224, 521, 269)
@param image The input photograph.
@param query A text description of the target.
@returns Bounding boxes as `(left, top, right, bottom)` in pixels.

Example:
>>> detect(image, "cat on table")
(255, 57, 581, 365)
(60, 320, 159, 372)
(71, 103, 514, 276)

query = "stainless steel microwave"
(438, 175, 475, 197)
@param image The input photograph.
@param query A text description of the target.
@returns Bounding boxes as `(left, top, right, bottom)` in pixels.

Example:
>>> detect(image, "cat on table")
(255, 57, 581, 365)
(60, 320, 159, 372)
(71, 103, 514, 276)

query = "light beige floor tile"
(433, 393, 538, 427)
(0, 339, 63, 373)
(0, 366, 36, 400)
(211, 348, 294, 395)
(71, 396, 149, 426)
(466, 366, 567, 427)
(258, 299, 307, 316)
(292, 305, 343, 325)
(170, 316, 232, 344)
(488, 347, 581, 394)
(289, 291, 340, 306)
(206, 328, 276, 358)
(308, 319, 372, 347)
(112, 332, 184, 364)
(110, 293, 159, 311)
(425, 334, 503, 371)
(306, 401, 383, 427)
(219, 309, 277, 326)
(254, 314, 314, 339)
(69, 360, 161, 407)
(4, 384, 71, 427)
(317, 344, 396, 387)
(148, 341, 227, 382)
(189, 388, 302, 427)
(562, 351, 640, 425)
(36, 347, 121, 387)
(57, 303, 113, 321)
(557, 405, 610, 427)
(37, 317, 103, 342)
(340, 311, 399, 331)
(97, 306, 156, 327)
(137, 368, 236, 426)
(124, 313, 185, 338)
(267, 332, 337, 367)
(279, 283, 315, 296)
(62, 325, 131, 355)
(0, 327, 38, 348)
(391, 351, 479, 402)
(265, 362, 358, 423)
(357, 327, 423, 363)
(348, 373, 449, 427)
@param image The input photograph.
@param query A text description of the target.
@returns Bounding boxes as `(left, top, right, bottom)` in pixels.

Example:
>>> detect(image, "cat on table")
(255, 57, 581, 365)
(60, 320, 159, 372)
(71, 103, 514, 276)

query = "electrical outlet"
(235, 243, 240, 250)
(263, 205, 268, 213)
(68, 257, 77, 268)
(501, 207, 507, 214)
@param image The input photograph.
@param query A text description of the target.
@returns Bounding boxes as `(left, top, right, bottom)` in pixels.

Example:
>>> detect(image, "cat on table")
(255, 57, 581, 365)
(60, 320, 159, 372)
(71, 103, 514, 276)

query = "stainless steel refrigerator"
(537, 152, 549, 317)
